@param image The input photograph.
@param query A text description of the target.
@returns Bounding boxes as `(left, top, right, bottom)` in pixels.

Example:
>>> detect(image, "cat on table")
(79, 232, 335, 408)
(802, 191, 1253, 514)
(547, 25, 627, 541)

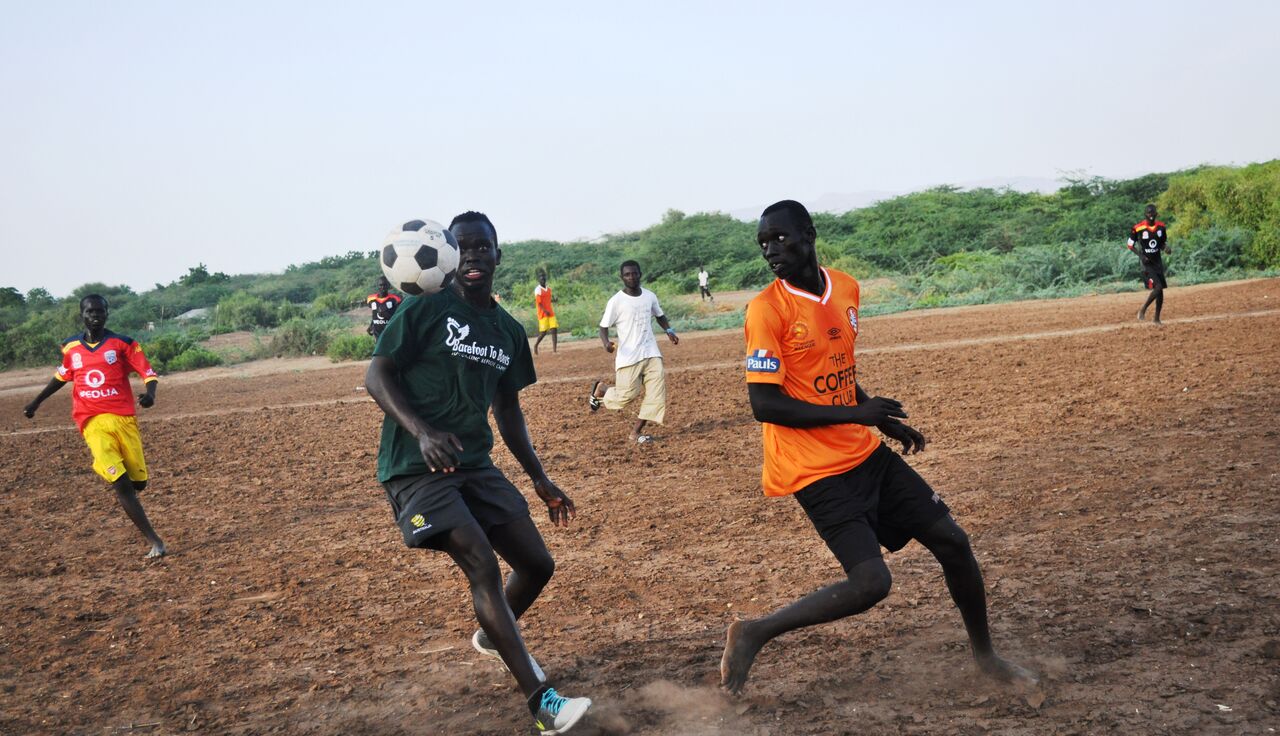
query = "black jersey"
(1127, 220, 1168, 262)
(367, 292, 403, 335)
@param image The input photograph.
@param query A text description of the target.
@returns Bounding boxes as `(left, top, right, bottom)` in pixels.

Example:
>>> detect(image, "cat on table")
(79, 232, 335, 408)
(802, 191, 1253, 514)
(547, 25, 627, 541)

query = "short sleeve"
(55, 349, 73, 382)
(743, 300, 787, 385)
(128, 341, 159, 382)
(498, 319, 536, 393)
(650, 292, 664, 318)
(373, 297, 421, 365)
(599, 295, 617, 329)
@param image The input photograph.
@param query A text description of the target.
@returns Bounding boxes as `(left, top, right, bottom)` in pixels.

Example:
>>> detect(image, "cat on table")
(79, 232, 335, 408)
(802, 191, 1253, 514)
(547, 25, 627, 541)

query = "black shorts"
(382, 466, 530, 550)
(1142, 262, 1167, 289)
(793, 444, 951, 573)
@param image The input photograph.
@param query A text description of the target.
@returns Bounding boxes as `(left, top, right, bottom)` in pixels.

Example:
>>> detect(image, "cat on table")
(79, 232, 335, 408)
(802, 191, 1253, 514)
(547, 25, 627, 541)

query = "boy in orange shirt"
(720, 201, 1035, 694)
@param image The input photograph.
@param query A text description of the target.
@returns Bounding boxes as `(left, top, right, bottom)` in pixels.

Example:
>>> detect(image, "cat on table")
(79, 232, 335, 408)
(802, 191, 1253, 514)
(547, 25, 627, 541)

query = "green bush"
(214, 292, 276, 331)
(270, 318, 331, 356)
(143, 333, 195, 372)
(166, 346, 223, 372)
(327, 333, 375, 362)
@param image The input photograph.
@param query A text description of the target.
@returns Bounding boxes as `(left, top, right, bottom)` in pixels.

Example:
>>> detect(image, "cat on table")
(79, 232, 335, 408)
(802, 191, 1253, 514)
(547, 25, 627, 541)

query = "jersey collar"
(780, 267, 832, 305)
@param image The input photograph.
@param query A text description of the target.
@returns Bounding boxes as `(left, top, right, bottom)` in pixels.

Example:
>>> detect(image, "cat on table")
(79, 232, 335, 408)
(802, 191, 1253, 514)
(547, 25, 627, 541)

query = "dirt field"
(2, 279, 1278, 735)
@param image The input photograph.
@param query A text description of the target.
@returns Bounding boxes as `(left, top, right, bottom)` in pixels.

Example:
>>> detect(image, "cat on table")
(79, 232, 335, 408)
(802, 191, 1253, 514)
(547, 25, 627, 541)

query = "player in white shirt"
(589, 260, 679, 443)
(698, 266, 713, 302)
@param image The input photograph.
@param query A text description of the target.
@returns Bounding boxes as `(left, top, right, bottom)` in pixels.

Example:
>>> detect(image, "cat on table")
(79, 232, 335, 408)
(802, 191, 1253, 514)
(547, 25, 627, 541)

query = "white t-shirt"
(600, 288, 665, 369)
(698, 270, 709, 287)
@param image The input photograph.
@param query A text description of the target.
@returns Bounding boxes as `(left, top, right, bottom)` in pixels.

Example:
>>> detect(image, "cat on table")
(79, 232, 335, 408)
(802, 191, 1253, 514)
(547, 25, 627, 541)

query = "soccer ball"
(380, 219, 459, 296)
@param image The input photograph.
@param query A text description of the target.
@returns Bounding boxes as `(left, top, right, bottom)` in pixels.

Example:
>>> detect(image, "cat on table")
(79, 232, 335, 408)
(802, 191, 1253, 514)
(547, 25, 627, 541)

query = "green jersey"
(374, 288, 536, 481)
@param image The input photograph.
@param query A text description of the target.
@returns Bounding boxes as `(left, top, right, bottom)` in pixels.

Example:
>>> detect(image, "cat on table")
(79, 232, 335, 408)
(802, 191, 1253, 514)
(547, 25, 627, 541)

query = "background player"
(533, 270, 558, 354)
(589, 260, 679, 444)
(364, 212, 591, 735)
(697, 265, 713, 302)
(22, 294, 166, 559)
(1127, 204, 1172, 323)
(720, 200, 1035, 694)
(366, 276, 403, 339)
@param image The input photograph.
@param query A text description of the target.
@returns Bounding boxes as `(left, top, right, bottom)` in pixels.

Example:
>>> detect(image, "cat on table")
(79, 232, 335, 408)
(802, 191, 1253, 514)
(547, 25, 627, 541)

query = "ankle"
(527, 684, 552, 715)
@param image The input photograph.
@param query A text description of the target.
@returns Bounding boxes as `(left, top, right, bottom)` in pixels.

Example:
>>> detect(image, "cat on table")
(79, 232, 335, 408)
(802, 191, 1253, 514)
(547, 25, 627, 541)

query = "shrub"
(144, 334, 196, 372)
(327, 334, 375, 362)
(214, 292, 276, 331)
(166, 347, 223, 372)
(270, 318, 331, 356)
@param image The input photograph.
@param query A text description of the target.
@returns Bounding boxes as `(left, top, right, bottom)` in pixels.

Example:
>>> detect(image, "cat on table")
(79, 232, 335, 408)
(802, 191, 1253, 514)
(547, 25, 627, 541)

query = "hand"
(532, 476, 576, 527)
(22, 402, 37, 419)
(417, 428, 463, 473)
(605, 341, 616, 353)
(138, 393, 155, 409)
(847, 396, 907, 426)
(666, 329, 680, 345)
(879, 421, 926, 454)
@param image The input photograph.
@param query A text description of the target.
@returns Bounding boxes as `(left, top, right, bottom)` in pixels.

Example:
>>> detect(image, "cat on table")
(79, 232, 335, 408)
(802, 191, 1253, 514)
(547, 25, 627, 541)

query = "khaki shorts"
(602, 357, 666, 424)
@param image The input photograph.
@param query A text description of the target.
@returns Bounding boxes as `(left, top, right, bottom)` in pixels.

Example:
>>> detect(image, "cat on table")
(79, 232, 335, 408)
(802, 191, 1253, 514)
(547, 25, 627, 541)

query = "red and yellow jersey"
(55, 331, 158, 431)
(534, 284, 554, 318)
(744, 268, 880, 497)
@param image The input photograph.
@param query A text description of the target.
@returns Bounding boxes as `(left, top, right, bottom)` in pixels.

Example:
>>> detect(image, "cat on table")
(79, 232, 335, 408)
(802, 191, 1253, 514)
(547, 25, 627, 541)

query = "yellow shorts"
(82, 414, 148, 484)
(537, 315, 558, 332)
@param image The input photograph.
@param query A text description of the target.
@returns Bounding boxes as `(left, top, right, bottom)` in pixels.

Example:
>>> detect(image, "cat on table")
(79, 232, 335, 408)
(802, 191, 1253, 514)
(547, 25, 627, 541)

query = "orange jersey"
(744, 268, 880, 496)
(55, 331, 158, 432)
(534, 284, 554, 318)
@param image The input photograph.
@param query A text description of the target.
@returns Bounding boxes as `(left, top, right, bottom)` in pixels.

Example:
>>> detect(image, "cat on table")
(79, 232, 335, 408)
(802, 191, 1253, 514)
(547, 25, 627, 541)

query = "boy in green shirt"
(366, 212, 591, 735)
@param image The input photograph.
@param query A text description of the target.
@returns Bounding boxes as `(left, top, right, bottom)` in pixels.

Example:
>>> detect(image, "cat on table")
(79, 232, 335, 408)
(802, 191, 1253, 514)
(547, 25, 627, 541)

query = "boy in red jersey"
(23, 294, 166, 558)
(720, 201, 1034, 694)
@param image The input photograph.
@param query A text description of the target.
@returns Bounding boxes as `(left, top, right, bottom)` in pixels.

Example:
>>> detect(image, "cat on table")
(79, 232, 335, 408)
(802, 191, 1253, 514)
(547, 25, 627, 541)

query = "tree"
(0, 287, 24, 308)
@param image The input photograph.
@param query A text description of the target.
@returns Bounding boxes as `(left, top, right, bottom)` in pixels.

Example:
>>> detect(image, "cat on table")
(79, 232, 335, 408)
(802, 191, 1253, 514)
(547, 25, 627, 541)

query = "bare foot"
(977, 653, 1038, 687)
(145, 542, 167, 559)
(1137, 309, 1146, 322)
(721, 620, 765, 695)
(1153, 317, 1162, 325)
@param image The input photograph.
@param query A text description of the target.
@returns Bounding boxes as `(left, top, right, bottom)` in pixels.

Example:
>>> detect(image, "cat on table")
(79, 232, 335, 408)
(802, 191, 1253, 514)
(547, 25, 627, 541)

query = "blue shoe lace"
(540, 688, 567, 716)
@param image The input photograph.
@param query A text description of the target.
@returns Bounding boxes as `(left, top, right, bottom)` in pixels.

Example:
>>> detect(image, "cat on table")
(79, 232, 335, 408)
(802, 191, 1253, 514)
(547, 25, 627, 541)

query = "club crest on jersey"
(71, 353, 83, 369)
(746, 349, 780, 373)
(846, 307, 859, 334)
(105, 350, 117, 365)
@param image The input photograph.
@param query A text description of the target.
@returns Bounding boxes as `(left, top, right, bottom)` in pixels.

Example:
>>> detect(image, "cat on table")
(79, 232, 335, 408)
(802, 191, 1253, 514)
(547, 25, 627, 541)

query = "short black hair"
(760, 199, 814, 231)
(80, 294, 108, 311)
(450, 211, 497, 241)
(620, 259, 641, 273)
(1145, 203, 1157, 211)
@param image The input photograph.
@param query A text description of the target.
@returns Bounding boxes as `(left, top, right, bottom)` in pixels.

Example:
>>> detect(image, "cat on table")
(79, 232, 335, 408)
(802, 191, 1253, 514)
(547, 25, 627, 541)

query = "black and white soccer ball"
(379, 219, 460, 296)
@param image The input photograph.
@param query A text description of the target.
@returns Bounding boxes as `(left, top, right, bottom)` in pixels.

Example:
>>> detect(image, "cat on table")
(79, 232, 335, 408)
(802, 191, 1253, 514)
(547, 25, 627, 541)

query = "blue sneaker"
(472, 629, 546, 682)
(533, 687, 591, 735)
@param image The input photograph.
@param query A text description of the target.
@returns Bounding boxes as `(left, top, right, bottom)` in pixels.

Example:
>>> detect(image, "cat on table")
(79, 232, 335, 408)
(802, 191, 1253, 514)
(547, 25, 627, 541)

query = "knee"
(930, 526, 974, 566)
(457, 549, 504, 590)
(132, 480, 147, 492)
(849, 561, 893, 604)
(519, 553, 555, 587)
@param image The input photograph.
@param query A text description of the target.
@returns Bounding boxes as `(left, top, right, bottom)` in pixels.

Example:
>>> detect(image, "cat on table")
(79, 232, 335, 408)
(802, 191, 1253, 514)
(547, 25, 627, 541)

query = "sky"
(1, 1, 1277, 296)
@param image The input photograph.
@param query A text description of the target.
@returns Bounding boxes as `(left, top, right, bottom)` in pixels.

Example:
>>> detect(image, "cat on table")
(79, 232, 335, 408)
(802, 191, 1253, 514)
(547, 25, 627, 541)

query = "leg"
(487, 516, 556, 620)
(112, 476, 165, 558)
(721, 557, 891, 693)
(634, 358, 667, 436)
(1139, 288, 1157, 320)
(550, 328, 558, 353)
(600, 363, 644, 413)
(1152, 286, 1164, 323)
(534, 330, 546, 354)
(914, 515, 1037, 685)
(631, 418, 648, 440)
(438, 522, 543, 696)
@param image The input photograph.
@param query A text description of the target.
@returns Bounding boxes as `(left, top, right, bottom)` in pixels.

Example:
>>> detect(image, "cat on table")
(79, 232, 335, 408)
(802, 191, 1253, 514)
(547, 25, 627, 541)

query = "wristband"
(665, 328, 676, 336)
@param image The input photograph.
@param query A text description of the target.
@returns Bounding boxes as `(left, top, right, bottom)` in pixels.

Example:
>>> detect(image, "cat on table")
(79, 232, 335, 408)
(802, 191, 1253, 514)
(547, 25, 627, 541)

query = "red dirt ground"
(2, 279, 1278, 735)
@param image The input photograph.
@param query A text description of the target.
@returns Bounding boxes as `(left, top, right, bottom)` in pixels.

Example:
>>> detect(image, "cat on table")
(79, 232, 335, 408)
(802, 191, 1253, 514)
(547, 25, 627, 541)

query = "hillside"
(2, 160, 1277, 371)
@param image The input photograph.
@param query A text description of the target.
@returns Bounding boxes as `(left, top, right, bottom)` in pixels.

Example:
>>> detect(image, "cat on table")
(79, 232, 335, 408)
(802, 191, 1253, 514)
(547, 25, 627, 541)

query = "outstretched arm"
(365, 356, 463, 472)
(492, 388, 576, 526)
(748, 382, 906, 429)
(23, 378, 66, 418)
